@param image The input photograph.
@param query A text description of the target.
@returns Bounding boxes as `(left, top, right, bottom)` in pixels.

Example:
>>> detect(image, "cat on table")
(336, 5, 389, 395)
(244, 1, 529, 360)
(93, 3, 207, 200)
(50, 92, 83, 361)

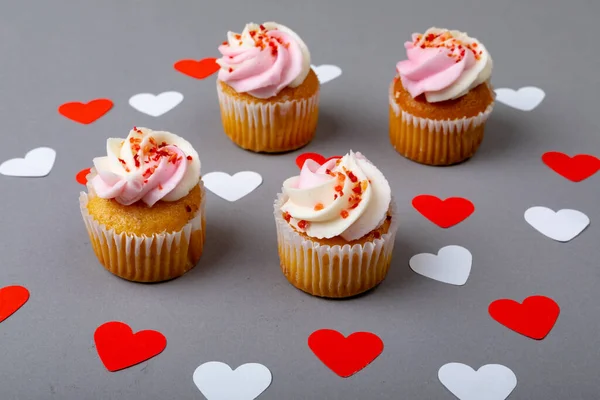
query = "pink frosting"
(295, 159, 338, 189)
(397, 40, 476, 98)
(91, 132, 190, 207)
(217, 27, 304, 98)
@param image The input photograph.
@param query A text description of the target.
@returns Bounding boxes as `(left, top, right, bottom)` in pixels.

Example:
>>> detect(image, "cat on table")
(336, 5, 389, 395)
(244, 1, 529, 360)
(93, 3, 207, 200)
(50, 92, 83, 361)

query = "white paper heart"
(524, 206, 589, 242)
(494, 87, 545, 111)
(311, 64, 342, 84)
(438, 363, 517, 400)
(0, 147, 56, 177)
(203, 171, 262, 202)
(193, 361, 272, 400)
(128, 91, 183, 117)
(409, 245, 472, 286)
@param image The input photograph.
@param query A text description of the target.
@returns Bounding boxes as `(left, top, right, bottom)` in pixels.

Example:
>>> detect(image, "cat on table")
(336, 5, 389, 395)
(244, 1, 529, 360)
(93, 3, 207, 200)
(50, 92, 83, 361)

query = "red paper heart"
(308, 329, 384, 378)
(76, 168, 91, 185)
(412, 195, 475, 228)
(94, 321, 167, 372)
(542, 151, 600, 182)
(489, 295, 560, 340)
(0, 286, 30, 323)
(174, 58, 220, 79)
(59, 99, 113, 124)
(296, 153, 341, 169)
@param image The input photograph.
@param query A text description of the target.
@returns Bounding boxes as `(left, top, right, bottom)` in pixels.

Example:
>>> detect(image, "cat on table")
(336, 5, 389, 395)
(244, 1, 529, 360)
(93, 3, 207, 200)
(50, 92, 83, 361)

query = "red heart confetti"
(308, 329, 384, 378)
(488, 295, 560, 340)
(174, 58, 220, 79)
(296, 153, 342, 169)
(76, 168, 91, 185)
(542, 151, 600, 182)
(0, 286, 30, 323)
(412, 195, 475, 228)
(94, 321, 167, 372)
(58, 99, 113, 124)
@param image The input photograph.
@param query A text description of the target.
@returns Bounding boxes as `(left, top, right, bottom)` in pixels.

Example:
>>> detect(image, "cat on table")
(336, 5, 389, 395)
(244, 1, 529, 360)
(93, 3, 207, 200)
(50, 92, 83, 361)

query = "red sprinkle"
(283, 212, 291, 222)
(297, 220, 308, 230)
(347, 171, 358, 183)
(314, 203, 324, 211)
(340, 210, 349, 219)
(187, 155, 192, 161)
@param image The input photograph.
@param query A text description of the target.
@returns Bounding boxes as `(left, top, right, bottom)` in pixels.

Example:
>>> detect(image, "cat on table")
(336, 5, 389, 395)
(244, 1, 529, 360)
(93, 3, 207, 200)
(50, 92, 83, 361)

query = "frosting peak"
(216, 22, 311, 99)
(281, 151, 391, 241)
(396, 27, 493, 102)
(90, 127, 201, 206)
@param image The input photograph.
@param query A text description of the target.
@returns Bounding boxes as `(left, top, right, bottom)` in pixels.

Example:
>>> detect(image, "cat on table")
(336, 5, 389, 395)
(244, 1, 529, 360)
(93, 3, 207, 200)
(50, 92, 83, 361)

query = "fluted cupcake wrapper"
(217, 81, 319, 153)
(274, 193, 399, 298)
(79, 181, 206, 283)
(389, 81, 494, 166)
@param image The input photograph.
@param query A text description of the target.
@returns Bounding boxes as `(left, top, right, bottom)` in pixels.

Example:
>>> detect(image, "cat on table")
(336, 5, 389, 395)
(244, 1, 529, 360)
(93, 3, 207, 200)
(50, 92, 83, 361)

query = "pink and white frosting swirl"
(281, 151, 392, 241)
(90, 127, 201, 207)
(216, 22, 311, 99)
(396, 27, 493, 103)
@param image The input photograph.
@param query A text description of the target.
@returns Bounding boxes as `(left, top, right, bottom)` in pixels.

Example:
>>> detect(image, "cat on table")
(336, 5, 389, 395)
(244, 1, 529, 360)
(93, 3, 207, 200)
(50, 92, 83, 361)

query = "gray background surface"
(1, 0, 599, 399)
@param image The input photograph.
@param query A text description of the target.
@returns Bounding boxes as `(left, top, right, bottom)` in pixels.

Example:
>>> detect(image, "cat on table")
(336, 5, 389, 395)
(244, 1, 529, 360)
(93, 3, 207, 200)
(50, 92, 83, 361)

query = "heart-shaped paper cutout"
(295, 152, 341, 169)
(202, 171, 262, 202)
(94, 321, 167, 372)
(76, 168, 91, 185)
(489, 295, 560, 340)
(312, 64, 342, 84)
(174, 58, 220, 79)
(412, 195, 475, 228)
(193, 361, 272, 400)
(409, 245, 472, 286)
(494, 86, 545, 111)
(308, 329, 384, 378)
(542, 152, 600, 182)
(438, 363, 517, 400)
(0, 286, 30, 323)
(58, 99, 113, 124)
(524, 206, 589, 242)
(0, 147, 56, 177)
(129, 91, 183, 117)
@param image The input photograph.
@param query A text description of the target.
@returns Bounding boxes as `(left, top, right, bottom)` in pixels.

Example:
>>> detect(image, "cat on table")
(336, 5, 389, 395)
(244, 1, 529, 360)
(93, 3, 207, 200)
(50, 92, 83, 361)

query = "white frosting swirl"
(216, 22, 311, 97)
(281, 151, 392, 241)
(397, 27, 493, 102)
(91, 127, 201, 206)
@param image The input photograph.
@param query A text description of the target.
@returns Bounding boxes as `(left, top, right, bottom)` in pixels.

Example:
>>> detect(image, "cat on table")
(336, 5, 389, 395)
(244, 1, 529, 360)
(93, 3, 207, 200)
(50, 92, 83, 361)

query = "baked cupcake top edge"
(396, 27, 493, 103)
(216, 22, 312, 99)
(90, 127, 201, 207)
(281, 151, 392, 242)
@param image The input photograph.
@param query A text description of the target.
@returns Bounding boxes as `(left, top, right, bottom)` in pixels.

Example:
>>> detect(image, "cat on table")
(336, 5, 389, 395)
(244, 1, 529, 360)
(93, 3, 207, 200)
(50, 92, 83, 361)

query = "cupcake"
(390, 28, 495, 165)
(79, 127, 206, 282)
(274, 151, 399, 298)
(216, 22, 319, 153)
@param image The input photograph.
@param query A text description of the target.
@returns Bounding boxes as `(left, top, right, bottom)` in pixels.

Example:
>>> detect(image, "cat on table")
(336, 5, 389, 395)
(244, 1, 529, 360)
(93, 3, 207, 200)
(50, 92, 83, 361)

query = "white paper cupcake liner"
(274, 193, 399, 298)
(79, 180, 206, 282)
(216, 81, 319, 152)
